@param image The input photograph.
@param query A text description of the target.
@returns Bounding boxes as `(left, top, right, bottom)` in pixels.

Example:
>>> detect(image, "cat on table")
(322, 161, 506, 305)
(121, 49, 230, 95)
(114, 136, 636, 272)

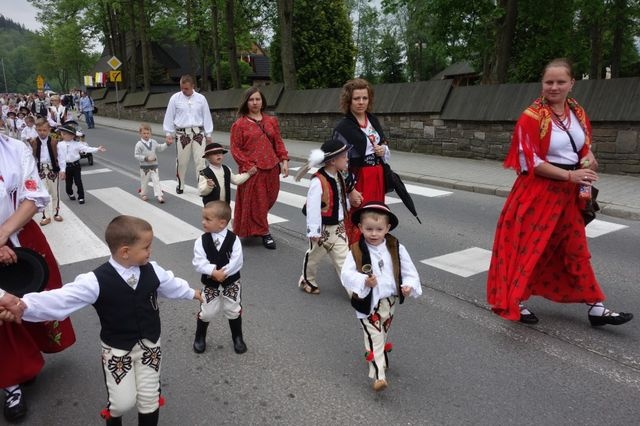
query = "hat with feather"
(295, 134, 351, 181)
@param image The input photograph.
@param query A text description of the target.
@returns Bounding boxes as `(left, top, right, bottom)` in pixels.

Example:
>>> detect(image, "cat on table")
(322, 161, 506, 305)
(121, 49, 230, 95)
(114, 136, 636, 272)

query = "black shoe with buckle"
(4, 386, 27, 422)
(176, 186, 184, 194)
(589, 311, 633, 326)
(262, 234, 276, 249)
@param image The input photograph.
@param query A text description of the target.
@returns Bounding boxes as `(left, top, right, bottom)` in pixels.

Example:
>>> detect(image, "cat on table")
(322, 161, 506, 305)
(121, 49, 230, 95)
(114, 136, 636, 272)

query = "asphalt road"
(14, 124, 640, 425)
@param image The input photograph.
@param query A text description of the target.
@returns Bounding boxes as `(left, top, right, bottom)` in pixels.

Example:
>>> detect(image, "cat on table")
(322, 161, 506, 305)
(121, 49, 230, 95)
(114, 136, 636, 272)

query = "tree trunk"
(610, 0, 626, 78)
(225, 0, 240, 88)
(127, 6, 138, 92)
(186, 0, 196, 77)
(211, 0, 223, 90)
(138, 0, 151, 91)
(589, 22, 603, 79)
(277, 0, 296, 89)
(484, 0, 517, 84)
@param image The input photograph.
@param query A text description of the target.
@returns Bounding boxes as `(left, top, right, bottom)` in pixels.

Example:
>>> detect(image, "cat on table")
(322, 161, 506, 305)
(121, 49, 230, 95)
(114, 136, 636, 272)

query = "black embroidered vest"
(92, 262, 161, 350)
(200, 165, 232, 205)
(200, 231, 240, 287)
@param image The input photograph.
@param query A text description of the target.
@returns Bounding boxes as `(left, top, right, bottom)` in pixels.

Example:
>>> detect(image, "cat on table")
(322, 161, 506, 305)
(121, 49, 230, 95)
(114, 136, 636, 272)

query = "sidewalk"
(93, 115, 640, 221)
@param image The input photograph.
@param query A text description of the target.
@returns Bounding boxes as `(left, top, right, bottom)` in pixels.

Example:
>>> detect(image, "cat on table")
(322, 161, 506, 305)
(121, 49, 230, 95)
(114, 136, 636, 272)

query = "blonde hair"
(359, 211, 390, 225)
(204, 200, 232, 222)
(105, 215, 153, 253)
(139, 122, 152, 132)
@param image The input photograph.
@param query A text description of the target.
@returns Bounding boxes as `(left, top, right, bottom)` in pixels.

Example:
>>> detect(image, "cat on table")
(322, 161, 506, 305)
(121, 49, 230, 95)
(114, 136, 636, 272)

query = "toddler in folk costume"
(295, 136, 352, 295)
(340, 202, 422, 392)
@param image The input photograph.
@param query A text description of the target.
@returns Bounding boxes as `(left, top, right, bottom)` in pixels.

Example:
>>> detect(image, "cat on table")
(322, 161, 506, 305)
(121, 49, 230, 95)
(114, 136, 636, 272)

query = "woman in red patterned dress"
(333, 78, 390, 243)
(0, 133, 75, 422)
(486, 58, 633, 326)
(230, 87, 289, 249)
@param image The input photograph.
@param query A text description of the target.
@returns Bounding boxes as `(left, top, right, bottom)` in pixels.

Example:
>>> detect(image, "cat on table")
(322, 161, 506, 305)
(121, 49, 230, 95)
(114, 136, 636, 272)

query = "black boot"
(138, 409, 159, 426)
(106, 416, 122, 426)
(193, 318, 209, 353)
(229, 317, 247, 354)
(3, 386, 26, 422)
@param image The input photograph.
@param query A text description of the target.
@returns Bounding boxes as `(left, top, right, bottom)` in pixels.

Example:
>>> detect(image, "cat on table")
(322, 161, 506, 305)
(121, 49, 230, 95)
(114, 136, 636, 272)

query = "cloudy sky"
(0, 0, 42, 32)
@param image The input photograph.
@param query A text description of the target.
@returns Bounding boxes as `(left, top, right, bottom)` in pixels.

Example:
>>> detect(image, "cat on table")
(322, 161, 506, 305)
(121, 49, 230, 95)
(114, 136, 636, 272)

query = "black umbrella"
(382, 162, 422, 224)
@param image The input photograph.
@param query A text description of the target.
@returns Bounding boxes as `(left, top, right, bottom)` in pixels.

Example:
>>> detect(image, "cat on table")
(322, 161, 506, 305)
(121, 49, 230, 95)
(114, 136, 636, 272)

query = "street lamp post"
(415, 41, 426, 81)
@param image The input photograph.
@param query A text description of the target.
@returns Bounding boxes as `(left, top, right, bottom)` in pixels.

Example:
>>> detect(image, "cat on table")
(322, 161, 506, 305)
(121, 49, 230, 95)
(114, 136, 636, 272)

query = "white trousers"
(40, 165, 61, 218)
(301, 223, 349, 289)
(101, 338, 162, 417)
(175, 132, 205, 190)
(198, 281, 242, 322)
(140, 168, 162, 197)
(359, 296, 397, 381)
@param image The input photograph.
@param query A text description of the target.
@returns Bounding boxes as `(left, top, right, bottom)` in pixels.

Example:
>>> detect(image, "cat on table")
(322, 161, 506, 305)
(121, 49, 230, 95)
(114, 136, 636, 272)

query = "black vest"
(34, 137, 60, 173)
(92, 262, 161, 351)
(200, 231, 240, 287)
(200, 165, 232, 205)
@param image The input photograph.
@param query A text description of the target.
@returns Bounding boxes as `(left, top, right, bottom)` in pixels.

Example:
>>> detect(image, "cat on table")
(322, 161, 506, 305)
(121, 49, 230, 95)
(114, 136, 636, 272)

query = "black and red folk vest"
(92, 262, 161, 351)
(302, 168, 348, 225)
(199, 165, 232, 205)
(349, 234, 404, 315)
(200, 231, 240, 287)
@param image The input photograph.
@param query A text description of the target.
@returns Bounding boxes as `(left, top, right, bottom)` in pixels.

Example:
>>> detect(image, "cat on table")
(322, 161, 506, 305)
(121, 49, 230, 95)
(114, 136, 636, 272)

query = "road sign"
(107, 56, 122, 70)
(36, 75, 44, 90)
(109, 70, 122, 82)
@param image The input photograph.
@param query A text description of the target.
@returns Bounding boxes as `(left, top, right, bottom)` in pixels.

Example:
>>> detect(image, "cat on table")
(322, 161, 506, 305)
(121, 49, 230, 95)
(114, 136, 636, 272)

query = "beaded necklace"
(551, 102, 571, 131)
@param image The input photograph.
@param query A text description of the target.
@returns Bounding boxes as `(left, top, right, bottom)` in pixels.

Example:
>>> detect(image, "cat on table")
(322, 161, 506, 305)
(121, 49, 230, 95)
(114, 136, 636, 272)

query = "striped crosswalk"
(34, 166, 632, 272)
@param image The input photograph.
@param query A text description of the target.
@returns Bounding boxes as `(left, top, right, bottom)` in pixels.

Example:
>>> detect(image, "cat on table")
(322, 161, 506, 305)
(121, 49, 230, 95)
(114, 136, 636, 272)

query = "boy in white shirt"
(340, 202, 422, 392)
(134, 123, 171, 203)
(197, 142, 255, 205)
(20, 115, 37, 144)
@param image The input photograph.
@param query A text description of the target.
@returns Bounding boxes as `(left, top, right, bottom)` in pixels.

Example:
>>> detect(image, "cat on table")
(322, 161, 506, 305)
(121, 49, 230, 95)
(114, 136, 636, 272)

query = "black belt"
(66, 161, 80, 167)
(175, 126, 204, 133)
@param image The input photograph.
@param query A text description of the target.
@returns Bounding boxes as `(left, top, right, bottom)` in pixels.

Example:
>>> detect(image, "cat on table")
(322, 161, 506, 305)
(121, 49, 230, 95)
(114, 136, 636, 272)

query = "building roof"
(430, 61, 477, 80)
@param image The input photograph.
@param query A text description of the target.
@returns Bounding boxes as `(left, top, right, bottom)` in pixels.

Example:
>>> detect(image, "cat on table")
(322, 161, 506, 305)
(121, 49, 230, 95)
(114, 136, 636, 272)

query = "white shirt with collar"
(58, 140, 100, 171)
(21, 257, 196, 322)
(192, 228, 243, 278)
(341, 238, 422, 319)
(163, 91, 214, 137)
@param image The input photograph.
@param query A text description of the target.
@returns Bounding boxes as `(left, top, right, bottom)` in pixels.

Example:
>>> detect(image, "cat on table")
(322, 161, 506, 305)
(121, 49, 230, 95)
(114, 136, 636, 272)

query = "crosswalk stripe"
(420, 247, 492, 277)
(82, 168, 112, 175)
(37, 201, 111, 265)
(158, 181, 288, 225)
(585, 219, 628, 238)
(88, 187, 202, 244)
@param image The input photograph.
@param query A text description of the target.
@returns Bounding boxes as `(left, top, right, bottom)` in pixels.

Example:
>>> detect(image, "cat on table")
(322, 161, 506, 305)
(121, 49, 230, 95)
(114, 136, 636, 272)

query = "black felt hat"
(0, 247, 49, 297)
(351, 201, 399, 231)
(57, 120, 78, 135)
(202, 142, 228, 157)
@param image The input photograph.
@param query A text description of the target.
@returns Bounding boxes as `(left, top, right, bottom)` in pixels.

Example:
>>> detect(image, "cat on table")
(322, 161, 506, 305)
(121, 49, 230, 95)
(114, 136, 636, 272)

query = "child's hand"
(364, 275, 377, 288)
(207, 179, 215, 188)
(211, 268, 226, 282)
(247, 166, 258, 176)
(145, 154, 156, 162)
(310, 236, 320, 243)
(98, 145, 106, 152)
(194, 288, 203, 302)
(401, 285, 412, 297)
(59, 171, 66, 180)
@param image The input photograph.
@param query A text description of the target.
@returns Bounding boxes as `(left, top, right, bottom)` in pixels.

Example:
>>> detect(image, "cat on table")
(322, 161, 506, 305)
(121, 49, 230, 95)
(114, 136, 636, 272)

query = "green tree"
(354, 1, 381, 83)
(378, 28, 405, 83)
(272, 0, 355, 89)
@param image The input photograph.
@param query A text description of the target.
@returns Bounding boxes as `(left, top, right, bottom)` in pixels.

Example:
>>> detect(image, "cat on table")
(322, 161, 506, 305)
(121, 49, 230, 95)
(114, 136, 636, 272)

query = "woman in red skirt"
(0, 133, 75, 422)
(333, 78, 390, 243)
(230, 87, 289, 249)
(487, 58, 632, 326)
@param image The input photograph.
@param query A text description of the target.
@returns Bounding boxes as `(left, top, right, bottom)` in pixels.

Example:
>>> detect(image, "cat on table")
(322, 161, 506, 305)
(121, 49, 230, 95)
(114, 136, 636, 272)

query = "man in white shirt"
(162, 74, 214, 194)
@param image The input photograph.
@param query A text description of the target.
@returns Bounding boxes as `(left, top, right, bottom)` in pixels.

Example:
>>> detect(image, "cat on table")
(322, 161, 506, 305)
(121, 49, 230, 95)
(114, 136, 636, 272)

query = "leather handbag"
(582, 186, 600, 225)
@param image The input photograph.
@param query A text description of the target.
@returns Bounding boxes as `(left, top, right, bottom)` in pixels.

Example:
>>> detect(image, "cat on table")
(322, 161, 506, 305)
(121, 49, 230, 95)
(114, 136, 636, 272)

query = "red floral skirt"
(0, 220, 76, 387)
(345, 164, 386, 244)
(233, 165, 280, 237)
(486, 175, 605, 321)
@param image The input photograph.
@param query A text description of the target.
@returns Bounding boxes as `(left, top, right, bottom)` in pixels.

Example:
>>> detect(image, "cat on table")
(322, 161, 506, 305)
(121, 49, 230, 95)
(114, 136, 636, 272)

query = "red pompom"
(384, 343, 393, 352)
(100, 408, 112, 420)
(159, 395, 165, 407)
(365, 351, 374, 362)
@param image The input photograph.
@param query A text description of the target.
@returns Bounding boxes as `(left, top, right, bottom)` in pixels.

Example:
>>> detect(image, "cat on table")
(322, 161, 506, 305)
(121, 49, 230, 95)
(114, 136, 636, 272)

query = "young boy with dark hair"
(20, 215, 202, 426)
(192, 200, 247, 355)
(340, 202, 422, 392)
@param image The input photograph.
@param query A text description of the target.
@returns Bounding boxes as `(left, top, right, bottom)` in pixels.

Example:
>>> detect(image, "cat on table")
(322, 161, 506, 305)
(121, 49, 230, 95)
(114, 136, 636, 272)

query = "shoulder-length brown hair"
(237, 86, 268, 117)
(339, 78, 374, 115)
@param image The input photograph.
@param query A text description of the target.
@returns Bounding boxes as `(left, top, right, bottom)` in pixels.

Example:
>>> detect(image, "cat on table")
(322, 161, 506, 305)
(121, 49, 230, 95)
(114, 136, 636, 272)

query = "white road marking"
(88, 187, 202, 244)
(37, 201, 110, 265)
(585, 219, 628, 238)
(82, 168, 112, 175)
(420, 247, 492, 277)
(159, 181, 288, 224)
